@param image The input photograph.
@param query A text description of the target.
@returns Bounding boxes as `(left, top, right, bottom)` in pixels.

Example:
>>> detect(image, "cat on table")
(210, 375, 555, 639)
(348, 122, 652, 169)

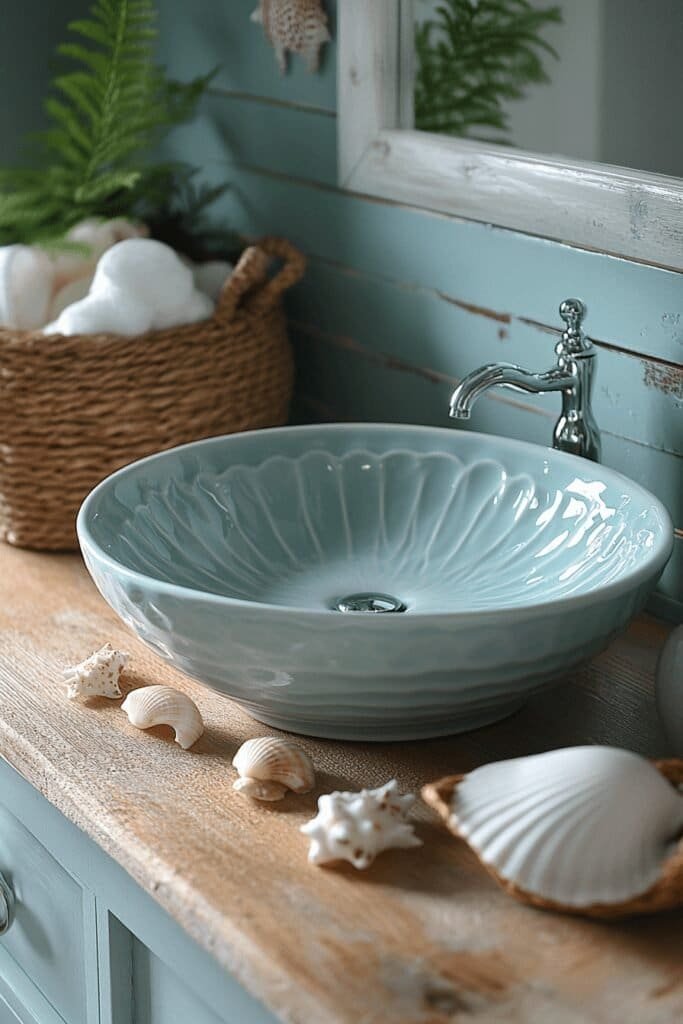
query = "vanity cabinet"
(0, 759, 277, 1024)
(0, 548, 679, 1024)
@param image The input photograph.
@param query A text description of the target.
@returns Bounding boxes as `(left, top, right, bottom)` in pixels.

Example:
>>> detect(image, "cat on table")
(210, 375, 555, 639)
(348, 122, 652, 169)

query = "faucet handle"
(558, 298, 591, 355)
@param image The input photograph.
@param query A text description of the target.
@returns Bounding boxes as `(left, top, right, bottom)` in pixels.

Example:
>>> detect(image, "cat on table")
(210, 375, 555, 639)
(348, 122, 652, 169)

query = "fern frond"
(0, 0, 216, 246)
(415, 0, 561, 142)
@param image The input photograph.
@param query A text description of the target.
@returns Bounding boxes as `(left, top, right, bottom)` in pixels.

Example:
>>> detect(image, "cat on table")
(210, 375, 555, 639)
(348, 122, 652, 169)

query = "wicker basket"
(0, 236, 304, 551)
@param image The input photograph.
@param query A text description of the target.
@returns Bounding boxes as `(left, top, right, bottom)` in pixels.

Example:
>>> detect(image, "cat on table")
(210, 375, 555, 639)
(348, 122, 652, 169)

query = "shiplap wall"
(5, 0, 681, 616)
(154, 0, 682, 615)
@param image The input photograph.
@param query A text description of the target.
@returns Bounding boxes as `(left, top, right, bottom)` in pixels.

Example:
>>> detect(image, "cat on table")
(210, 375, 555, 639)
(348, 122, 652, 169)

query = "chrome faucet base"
(449, 298, 601, 462)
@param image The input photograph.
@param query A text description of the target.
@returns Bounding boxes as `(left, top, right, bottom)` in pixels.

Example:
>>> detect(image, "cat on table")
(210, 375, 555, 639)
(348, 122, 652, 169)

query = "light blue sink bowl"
(78, 424, 673, 740)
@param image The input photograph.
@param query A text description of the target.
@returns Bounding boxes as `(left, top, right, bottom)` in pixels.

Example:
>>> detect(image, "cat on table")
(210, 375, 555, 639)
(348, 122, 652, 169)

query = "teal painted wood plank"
(202, 168, 683, 365)
(161, 95, 337, 187)
(288, 258, 683, 456)
(155, 0, 336, 112)
(0, 0, 90, 165)
(293, 326, 682, 521)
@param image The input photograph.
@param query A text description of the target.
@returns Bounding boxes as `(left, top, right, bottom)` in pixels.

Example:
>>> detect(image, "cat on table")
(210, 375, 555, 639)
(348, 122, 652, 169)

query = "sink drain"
(334, 592, 407, 614)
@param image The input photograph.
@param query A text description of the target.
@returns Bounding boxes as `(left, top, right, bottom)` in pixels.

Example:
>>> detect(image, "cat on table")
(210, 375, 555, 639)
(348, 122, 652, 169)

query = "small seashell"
(251, 0, 330, 74)
(301, 779, 422, 869)
(233, 777, 289, 801)
(63, 642, 128, 700)
(121, 685, 204, 749)
(423, 746, 683, 919)
(232, 737, 314, 800)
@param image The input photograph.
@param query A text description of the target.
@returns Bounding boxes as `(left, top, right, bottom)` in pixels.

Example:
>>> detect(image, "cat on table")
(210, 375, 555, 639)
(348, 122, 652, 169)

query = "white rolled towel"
(151, 288, 215, 330)
(43, 238, 216, 336)
(192, 260, 233, 302)
(48, 275, 93, 321)
(43, 285, 153, 337)
(50, 218, 149, 294)
(0, 245, 55, 330)
(92, 238, 195, 311)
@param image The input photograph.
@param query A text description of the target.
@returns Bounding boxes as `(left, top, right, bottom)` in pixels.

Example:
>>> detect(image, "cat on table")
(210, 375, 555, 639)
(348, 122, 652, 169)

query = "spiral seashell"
(301, 779, 422, 869)
(63, 643, 128, 700)
(232, 737, 314, 800)
(121, 686, 204, 749)
(423, 746, 683, 918)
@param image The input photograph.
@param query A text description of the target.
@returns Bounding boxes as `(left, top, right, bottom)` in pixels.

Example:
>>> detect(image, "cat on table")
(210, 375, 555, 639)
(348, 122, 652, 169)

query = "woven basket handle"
(217, 237, 305, 321)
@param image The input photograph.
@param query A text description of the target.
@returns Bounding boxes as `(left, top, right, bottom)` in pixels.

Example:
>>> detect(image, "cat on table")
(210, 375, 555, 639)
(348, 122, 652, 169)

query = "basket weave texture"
(0, 236, 304, 551)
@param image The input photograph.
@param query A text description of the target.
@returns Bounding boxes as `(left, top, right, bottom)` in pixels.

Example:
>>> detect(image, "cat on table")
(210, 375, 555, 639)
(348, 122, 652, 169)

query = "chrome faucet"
(449, 298, 601, 462)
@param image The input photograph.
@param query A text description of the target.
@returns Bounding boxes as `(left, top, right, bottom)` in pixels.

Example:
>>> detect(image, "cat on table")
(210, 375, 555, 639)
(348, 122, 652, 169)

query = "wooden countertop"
(0, 545, 680, 1024)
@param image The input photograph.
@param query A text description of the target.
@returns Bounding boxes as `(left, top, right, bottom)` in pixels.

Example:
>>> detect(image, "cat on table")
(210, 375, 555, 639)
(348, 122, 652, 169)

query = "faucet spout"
(446, 298, 601, 462)
(449, 363, 573, 420)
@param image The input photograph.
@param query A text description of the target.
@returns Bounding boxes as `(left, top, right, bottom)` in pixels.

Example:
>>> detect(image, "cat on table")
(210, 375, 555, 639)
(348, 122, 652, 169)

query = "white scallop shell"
(232, 737, 314, 800)
(63, 643, 128, 700)
(447, 746, 683, 907)
(300, 779, 422, 869)
(121, 686, 204, 749)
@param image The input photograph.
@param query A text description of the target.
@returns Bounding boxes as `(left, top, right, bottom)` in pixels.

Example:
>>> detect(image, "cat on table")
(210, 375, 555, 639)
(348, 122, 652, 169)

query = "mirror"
(412, 0, 682, 178)
(338, 0, 683, 269)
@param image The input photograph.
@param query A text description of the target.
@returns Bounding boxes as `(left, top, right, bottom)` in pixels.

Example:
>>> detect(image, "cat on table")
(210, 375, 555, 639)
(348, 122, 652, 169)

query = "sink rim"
(77, 423, 674, 623)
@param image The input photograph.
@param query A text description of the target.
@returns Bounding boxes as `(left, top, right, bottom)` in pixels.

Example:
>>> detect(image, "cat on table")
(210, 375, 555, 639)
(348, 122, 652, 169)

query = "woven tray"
(0, 236, 304, 551)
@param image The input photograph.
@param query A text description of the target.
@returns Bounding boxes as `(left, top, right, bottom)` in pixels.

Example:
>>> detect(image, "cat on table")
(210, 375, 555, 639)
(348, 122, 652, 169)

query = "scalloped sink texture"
(78, 425, 673, 740)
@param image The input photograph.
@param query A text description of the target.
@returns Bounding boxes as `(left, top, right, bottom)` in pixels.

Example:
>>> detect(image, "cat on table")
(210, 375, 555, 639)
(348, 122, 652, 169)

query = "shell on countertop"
(301, 779, 422, 869)
(423, 746, 683, 918)
(121, 685, 204, 749)
(251, 0, 330, 73)
(232, 737, 314, 800)
(63, 643, 128, 700)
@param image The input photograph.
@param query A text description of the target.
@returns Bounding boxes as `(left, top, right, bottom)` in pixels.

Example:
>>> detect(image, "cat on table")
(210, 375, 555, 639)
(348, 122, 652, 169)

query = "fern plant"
(0, 0, 215, 246)
(415, 0, 562, 141)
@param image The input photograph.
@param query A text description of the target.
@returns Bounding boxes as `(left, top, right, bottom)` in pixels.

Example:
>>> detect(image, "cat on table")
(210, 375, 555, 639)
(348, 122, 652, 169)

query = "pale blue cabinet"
(0, 759, 279, 1024)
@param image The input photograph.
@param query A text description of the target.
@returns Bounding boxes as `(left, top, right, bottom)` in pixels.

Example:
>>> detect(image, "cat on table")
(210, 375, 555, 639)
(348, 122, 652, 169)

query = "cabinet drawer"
(132, 938, 279, 1024)
(0, 802, 88, 1024)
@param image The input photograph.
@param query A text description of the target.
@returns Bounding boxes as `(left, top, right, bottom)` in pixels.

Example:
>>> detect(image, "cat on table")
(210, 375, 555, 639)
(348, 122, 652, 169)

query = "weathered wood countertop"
(0, 545, 680, 1023)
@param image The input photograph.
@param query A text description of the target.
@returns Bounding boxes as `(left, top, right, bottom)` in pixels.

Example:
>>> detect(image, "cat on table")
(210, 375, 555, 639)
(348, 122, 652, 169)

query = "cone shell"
(232, 737, 314, 798)
(423, 749, 683, 920)
(121, 686, 204, 749)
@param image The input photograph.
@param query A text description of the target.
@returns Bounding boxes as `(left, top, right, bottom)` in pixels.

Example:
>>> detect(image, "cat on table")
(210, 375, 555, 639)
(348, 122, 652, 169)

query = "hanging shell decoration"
(121, 686, 204, 750)
(423, 746, 683, 919)
(301, 779, 422, 869)
(232, 737, 315, 801)
(64, 643, 128, 700)
(251, 0, 330, 74)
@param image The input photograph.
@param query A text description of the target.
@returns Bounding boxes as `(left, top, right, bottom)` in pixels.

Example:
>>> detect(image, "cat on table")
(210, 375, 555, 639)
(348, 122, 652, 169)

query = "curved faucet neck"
(448, 299, 601, 462)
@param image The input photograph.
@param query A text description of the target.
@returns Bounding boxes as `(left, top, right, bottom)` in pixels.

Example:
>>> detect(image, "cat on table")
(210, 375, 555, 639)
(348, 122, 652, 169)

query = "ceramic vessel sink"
(78, 424, 673, 740)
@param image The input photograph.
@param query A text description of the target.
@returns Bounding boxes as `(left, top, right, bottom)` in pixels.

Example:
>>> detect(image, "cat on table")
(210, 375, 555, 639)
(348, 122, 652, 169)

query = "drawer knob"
(0, 873, 14, 935)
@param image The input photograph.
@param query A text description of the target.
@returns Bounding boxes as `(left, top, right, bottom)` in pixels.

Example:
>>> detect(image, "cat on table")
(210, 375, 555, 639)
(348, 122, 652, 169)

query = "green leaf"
(415, 0, 561, 141)
(0, 0, 222, 246)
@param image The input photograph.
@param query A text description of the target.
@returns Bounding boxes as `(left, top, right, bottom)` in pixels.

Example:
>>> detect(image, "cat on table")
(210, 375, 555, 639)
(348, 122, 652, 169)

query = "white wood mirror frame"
(338, 0, 683, 272)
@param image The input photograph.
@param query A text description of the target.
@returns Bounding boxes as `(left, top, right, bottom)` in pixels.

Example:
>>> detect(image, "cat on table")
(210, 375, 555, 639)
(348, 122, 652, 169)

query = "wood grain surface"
(0, 545, 680, 1024)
